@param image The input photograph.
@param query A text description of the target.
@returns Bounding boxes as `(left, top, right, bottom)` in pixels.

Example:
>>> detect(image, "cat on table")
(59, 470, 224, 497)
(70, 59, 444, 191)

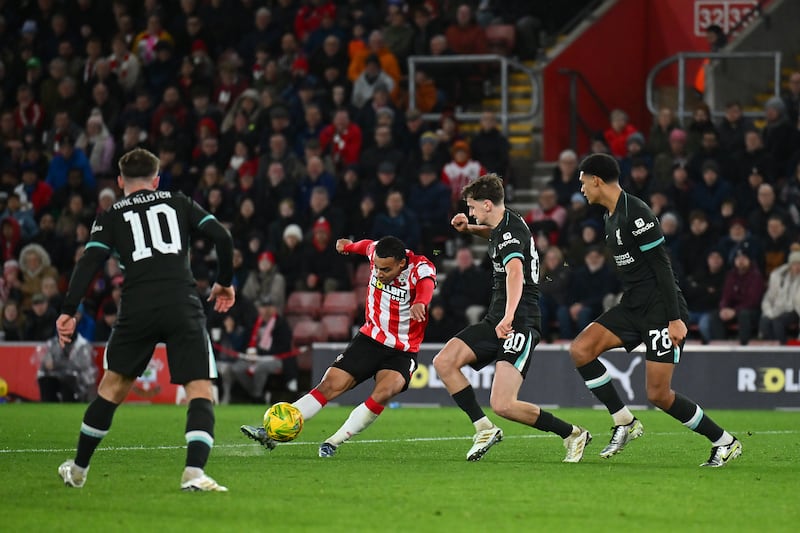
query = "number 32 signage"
(694, 0, 759, 36)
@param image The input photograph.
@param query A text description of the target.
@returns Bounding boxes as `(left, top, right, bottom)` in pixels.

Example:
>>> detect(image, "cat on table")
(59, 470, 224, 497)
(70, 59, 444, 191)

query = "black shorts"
(104, 293, 215, 384)
(595, 297, 689, 363)
(331, 333, 418, 390)
(455, 320, 539, 378)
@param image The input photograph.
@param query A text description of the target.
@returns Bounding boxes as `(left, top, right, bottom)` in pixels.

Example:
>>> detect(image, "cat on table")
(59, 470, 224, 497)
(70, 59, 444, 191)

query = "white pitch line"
(0, 430, 797, 455)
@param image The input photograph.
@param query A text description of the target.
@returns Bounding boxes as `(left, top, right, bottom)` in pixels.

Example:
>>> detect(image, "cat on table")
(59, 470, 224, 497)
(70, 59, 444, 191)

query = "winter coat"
(761, 264, 800, 318)
(719, 266, 765, 311)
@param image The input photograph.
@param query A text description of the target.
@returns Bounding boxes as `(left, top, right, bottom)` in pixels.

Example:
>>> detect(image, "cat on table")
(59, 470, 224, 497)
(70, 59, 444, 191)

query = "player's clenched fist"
(451, 213, 469, 233)
(336, 238, 352, 254)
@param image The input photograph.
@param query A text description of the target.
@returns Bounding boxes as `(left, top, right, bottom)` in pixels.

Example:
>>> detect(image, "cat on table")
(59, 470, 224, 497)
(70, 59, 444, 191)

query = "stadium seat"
(321, 314, 353, 341)
(486, 25, 516, 56)
(285, 291, 323, 318)
(353, 262, 372, 286)
(291, 320, 328, 345)
(287, 314, 313, 330)
(322, 291, 358, 319)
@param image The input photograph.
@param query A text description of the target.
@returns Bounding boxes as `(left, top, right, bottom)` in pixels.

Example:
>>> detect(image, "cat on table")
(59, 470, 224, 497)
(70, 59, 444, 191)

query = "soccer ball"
(263, 402, 303, 442)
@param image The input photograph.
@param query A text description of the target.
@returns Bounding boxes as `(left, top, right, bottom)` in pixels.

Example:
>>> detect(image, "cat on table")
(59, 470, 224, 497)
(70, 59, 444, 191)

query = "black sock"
(452, 385, 486, 423)
(665, 393, 724, 442)
(75, 396, 119, 468)
(185, 398, 215, 469)
(577, 359, 626, 414)
(532, 410, 574, 439)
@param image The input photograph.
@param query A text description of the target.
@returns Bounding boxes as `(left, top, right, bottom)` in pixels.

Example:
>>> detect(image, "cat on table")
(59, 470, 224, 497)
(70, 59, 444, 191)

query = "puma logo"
(598, 356, 642, 401)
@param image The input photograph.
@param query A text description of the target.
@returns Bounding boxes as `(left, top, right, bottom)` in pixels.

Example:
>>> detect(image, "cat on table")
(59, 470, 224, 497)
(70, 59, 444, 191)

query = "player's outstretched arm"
(337, 238, 371, 256)
(451, 213, 492, 239)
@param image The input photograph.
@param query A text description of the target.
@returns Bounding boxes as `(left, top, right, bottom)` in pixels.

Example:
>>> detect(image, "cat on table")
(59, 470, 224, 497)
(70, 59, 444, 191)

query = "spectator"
(759, 251, 800, 344)
(24, 292, 57, 340)
(525, 186, 567, 248)
(1, 259, 23, 305)
(648, 106, 679, 157)
(622, 159, 655, 204)
(45, 134, 96, 192)
(780, 160, 800, 227)
(762, 97, 796, 178)
(710, 246, 765, 344)
(296, 156, 336, 213)
(132, 13, 174, 66)
(348, 30, 401, 90)
(319, 108, 362, 172)
(762, 215, 795, 277)
(747, 183, 788, 241)
(549, 149, 580, 207)
(558, 247, 619, 339)
(445, 4, 488, 55)
(733, 165, 767, 218)
(75, 111, 116, 181)
(735, 130, 776, 183)
(234, 295, 295, 403)
(108, 34, 141, 95)
(424, 297, 466, 343)
(686, 103, 717, 156)
(539, 246, 570, 342)
(19, 243, 58, 309)
(351, 56, 395, 109)
(407, 164, 451, 256)
(241, 251, 286, 312)
(619, 132, 652, 180)
(365, 161, 405, 212)
(267, 198, 301, 252)
(603, 109, 638, 158)
(565, 218, 603, 268)
(684, 249, 727, 344)
(690, 160, 732, 224)
(470, 111, 510, 177)
(36, 333, 97, 402)
(677, 210, 718, 276)
(653, 128, 690, 187)
(303, 186, 345, 240)
(403, 131, 449, 182)
(782, 71, 800, 127)
(350, 194, 377, 242)
(310, 35, 348, 80)
(14, 83, 44, 134)
(1, 299, 25, 341)
(717, 101, 751, 158)
(299, 217, 349, 293)
(1, 192, 38, 242)
(371, 190, 421, 251)
(440, 246, 491, 325)
(442, 140, 486, 210)
(411, 5, 444, 56)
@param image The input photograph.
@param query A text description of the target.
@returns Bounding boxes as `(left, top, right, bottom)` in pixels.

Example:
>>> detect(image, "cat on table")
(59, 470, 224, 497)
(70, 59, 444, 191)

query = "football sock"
(532, 410, 574, 439)
(452, 385, 489, 428)
(577, 359, 631, 422)
(185, 398, 215, 469)
(293, 388, 327, 421)
(665, 393, 727, 443)
(326, 397, 384, 446)
(75, 396, 118, 468)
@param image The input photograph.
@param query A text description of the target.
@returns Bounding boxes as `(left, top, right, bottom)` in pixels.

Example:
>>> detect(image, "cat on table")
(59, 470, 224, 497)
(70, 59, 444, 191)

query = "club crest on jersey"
(615, 228, 622, 245)
(371, 278, 407, 301)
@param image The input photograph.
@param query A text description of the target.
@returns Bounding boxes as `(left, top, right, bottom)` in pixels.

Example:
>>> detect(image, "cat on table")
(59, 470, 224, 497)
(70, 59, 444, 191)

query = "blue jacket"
(371, 208, 421, 251)
(46, 148, 96, 191)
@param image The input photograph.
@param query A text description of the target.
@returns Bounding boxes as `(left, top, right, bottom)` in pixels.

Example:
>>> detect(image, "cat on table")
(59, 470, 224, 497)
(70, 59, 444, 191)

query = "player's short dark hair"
(461, 173, 504, 205)
(374, 236, 407, 262)
(118, 148, 160, 180)
(579, 153, 619, 183)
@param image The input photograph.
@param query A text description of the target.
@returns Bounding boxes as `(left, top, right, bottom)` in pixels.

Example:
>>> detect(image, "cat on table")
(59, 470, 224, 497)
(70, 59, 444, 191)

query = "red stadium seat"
(285, 291, 323, 318)
(321, 315, 353, 341)
(287, 314, 313, 330)
(291, 320, 328, 345)
(353, 263, 372, 286)
(322, 291, 358, 319)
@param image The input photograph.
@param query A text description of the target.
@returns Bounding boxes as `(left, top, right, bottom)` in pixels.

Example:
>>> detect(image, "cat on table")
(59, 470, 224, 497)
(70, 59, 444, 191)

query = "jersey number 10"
(123, 205, 182, 262)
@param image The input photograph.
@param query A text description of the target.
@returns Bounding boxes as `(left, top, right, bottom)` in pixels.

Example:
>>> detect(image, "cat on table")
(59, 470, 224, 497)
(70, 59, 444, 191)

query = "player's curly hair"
(118, 148, 160, 180)
(375, 236, 407, 262)
(461, 173, 504, 205)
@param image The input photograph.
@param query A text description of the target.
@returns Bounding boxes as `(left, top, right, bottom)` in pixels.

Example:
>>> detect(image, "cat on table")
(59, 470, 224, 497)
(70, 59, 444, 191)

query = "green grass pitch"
(1, 404, 798, 532)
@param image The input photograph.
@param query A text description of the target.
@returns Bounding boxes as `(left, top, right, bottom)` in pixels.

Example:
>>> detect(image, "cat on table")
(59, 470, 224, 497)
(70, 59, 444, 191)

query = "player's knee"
(432, 351, 454, 374)
(569, 338, 594, 366)
(489, 397, 514, 419)
(646, 386, 671, 408)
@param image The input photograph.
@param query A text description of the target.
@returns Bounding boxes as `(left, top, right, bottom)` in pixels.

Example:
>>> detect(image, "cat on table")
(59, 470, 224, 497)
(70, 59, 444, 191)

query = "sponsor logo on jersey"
(503, 232, 512, 240)
(498, 236, 521, 250)
(371, 278, 408, 301)
(492, 262, 505, 273)
(634, 217, 645, 228)
(613, 252, 635, 266)
(615, 228, 622, 245)
(90, 222, 103, 233)
(631, 220, 656, 236)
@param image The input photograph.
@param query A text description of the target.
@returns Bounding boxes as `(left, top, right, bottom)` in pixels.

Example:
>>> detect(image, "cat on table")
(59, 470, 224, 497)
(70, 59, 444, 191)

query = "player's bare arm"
(496, 258, 523, 339)
(451, 213, 492, 239)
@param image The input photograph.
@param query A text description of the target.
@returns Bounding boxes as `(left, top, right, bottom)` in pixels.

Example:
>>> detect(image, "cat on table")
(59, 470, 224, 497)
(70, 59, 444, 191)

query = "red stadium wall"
(0, 344, 179, 403)
(542, 0, 768, 160)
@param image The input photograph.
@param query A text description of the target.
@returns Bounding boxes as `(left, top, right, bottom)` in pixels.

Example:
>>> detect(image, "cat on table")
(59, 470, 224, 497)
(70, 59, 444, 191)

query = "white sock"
(326, 402, 381, 446)
(473, 416, 494, 432)
(292, 393, 325, 421)
(712, 431, 734, 447)
(611, 407, 635, 426)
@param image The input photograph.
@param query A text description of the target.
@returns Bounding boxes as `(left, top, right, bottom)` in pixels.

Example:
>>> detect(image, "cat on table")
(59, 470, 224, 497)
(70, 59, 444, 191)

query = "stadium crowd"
(0, 1, 799, 403)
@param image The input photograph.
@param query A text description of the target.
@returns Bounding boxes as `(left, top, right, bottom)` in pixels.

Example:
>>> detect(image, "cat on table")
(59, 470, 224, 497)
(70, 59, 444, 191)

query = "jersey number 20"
(123, 205, 182, 261)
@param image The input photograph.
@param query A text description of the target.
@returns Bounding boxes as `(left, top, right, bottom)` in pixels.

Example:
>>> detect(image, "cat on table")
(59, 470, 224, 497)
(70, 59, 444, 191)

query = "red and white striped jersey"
(359, 241, 436, 353)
